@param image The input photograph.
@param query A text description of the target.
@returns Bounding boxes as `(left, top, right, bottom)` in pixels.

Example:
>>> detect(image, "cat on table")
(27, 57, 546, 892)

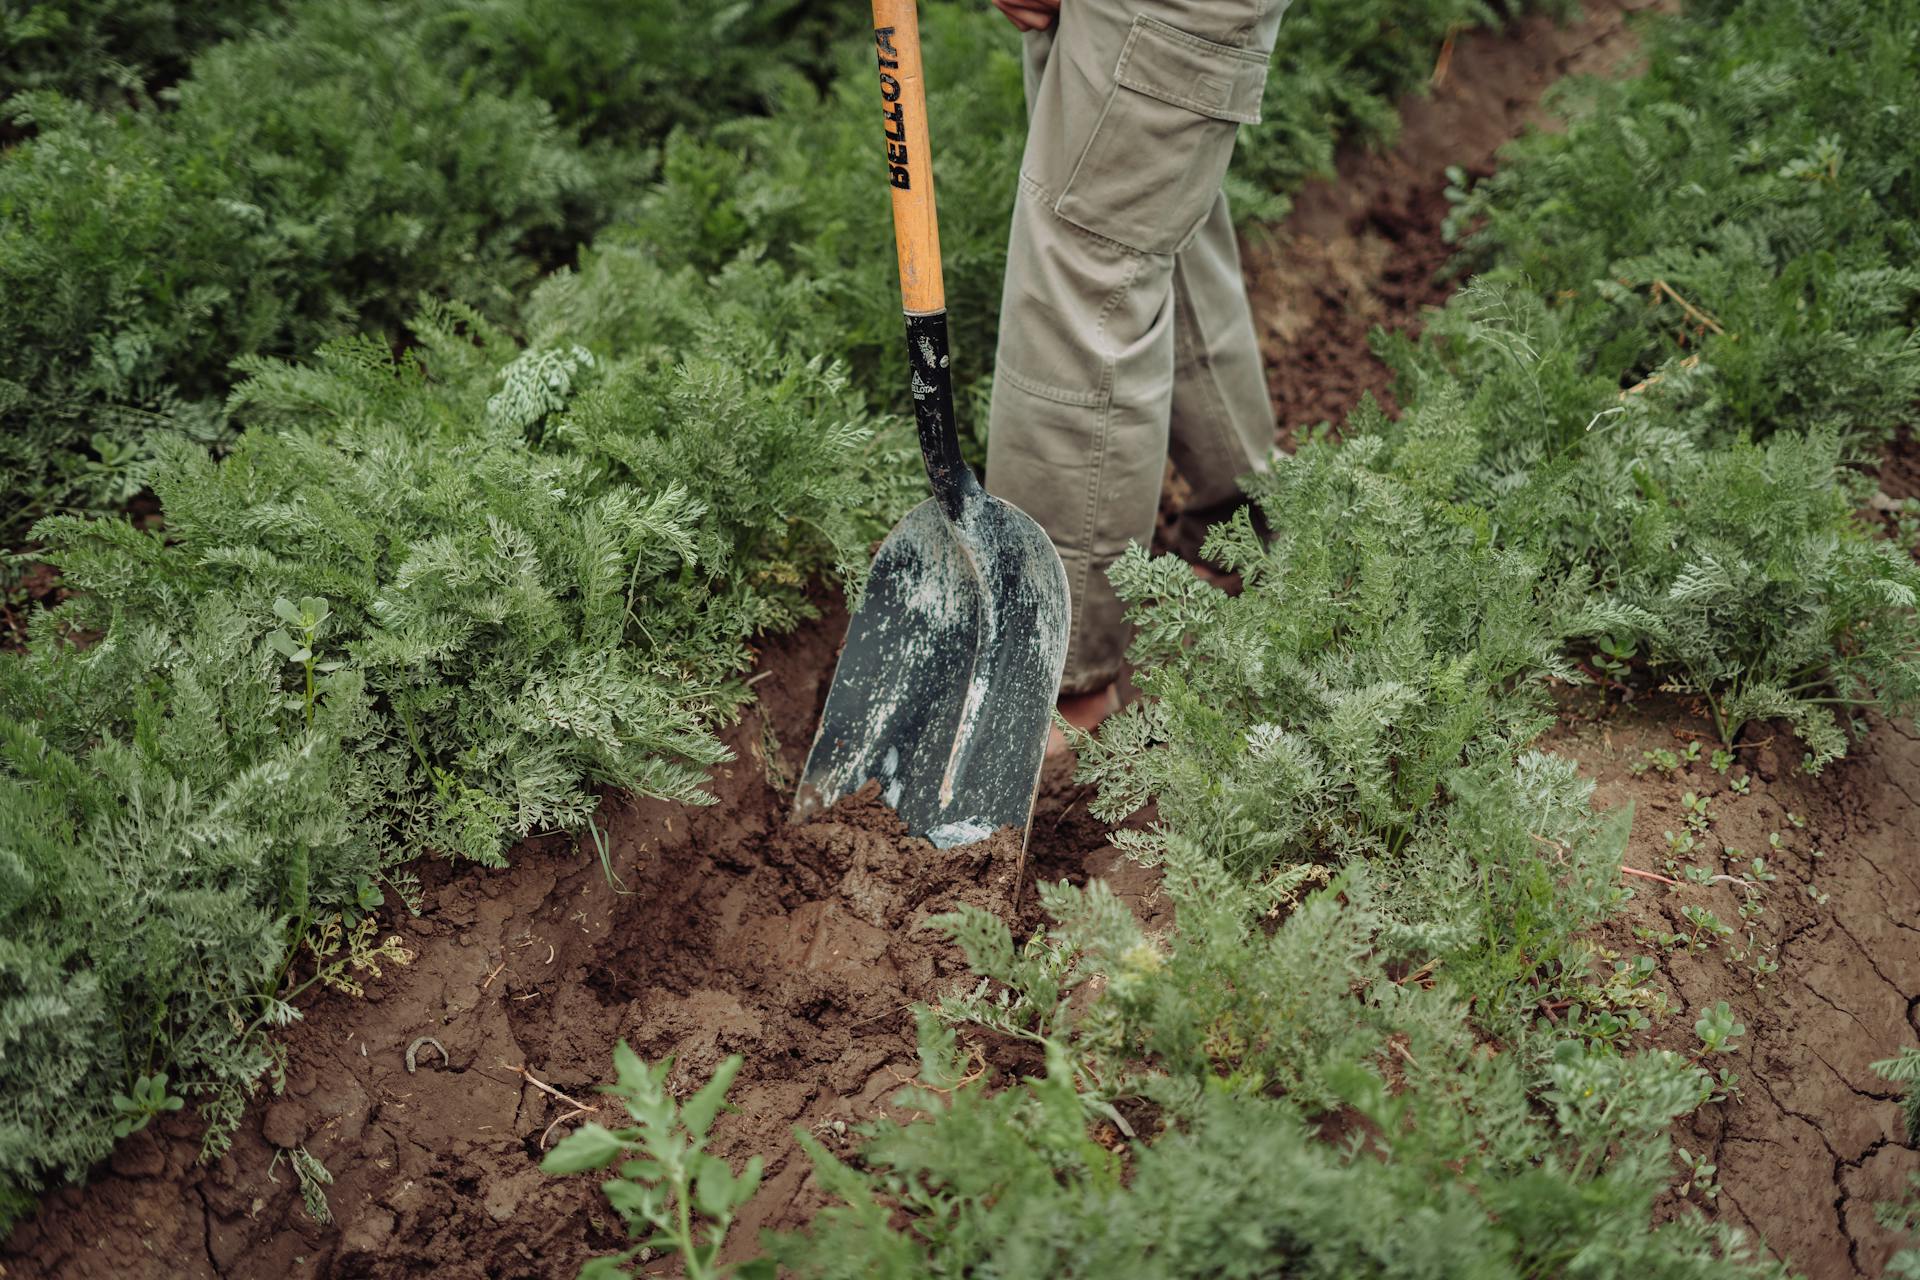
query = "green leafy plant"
(1693, 1001, 1746, 1056)
(1674, 1146, 1720, 1201)
(1871, 1046, 1920, 1144)
(0, 0, 284, 106)
(1, 275, 899, 1220)
(544, 1048, 767, 1280)
(1633, 742, 1703, 777)
(1368, 0, 1920, 766)
(287, 1145, 334, 1225)
(1879, 1174, 1920, 1278)
(0, 4, 621, 531)
(108, 1073, 184, 1138)
(1874, 1047, 1920, 1277)
(765, 426, 1783, 1276)
(266, 595, 336, 729)
(1679, 905, 1734, 953)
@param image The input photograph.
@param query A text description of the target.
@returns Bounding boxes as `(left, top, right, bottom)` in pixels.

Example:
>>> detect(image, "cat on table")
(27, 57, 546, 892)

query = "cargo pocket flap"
(1114, 15, 1268, 124)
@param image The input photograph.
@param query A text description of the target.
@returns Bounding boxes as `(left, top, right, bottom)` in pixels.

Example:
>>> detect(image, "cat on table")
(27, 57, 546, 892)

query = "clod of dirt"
(259, 1101, 311, 1151)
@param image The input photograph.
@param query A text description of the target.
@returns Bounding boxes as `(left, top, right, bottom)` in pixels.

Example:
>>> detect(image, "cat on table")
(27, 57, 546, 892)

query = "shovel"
(794, 0, 1070, 851)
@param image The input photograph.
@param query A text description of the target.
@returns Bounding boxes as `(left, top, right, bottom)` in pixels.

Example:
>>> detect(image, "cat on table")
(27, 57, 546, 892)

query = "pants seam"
(1131, 13, 1269, 60)
(999, 363, 1107, 408)
(1176, 251, 1263, 490)
(1019, 172, 1170, 259)
(1066, 249, 1141, 691)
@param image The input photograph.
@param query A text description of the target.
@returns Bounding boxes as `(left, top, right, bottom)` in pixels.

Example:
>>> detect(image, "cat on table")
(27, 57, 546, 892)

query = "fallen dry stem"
(501, 1062, 600, 1148)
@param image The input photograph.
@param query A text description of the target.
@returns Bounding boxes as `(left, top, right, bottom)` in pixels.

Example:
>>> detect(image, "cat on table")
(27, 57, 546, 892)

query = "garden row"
(546, 0, 1920, 1273)
(0, 0, 1529, 535)
(0, 0, 1549, 1232)
(0, 0, 862, 534)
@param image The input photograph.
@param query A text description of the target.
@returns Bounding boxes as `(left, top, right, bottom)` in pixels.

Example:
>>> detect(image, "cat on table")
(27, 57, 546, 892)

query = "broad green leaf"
(693, 1154, 737, 1219)
(597, 1177, 662, 1219)
(541, 1123, 625, 1174)
(680, 1054, 741, 1138)
(577, 1253, 636, 1280)
(611, 1040, 648, 1094)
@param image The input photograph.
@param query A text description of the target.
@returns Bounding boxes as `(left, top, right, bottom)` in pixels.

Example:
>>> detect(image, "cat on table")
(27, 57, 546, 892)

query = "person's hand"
(991, 0, 1059, 32)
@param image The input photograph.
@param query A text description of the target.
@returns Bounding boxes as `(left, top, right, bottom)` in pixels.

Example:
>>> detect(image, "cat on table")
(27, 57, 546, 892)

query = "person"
(983, 0, 1288, 753)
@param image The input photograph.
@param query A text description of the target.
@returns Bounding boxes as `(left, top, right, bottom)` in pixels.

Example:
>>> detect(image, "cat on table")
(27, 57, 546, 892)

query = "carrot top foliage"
(1, 0, 1569, 1233)
(566, 0, 1915, 1274)
(1383, 0, 1920, 762)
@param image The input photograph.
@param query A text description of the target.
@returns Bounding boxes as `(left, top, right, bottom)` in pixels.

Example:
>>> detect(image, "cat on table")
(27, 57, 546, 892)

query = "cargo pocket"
(1054, 15, 1268, 255)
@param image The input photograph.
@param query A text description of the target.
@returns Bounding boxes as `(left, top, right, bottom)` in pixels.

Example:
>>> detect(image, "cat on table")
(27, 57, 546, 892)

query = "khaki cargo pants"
(984, 0, 1288, 694)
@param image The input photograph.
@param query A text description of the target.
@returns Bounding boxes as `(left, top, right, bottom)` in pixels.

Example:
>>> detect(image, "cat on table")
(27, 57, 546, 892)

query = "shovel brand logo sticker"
(874, 27, 911, 190)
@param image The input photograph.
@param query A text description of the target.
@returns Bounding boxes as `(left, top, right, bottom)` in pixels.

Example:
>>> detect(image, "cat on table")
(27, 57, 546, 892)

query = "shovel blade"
(796, 493, 1070, 848)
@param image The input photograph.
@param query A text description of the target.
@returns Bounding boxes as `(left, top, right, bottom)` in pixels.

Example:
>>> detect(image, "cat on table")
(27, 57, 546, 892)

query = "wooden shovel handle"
(871, 0, 944, 314)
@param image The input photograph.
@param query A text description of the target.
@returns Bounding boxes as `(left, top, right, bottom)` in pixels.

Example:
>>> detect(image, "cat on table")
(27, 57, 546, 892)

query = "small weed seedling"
(1732, 932, 1780, 985)
(1634, 924, 1689, 954)
(543, 1046, 768, 1280)
(1675, 1145, 1720, 1201)
(1574, 954, 1670, 1042)
(1592, 633, 1638, 682)
(1663, 828, 1699, 873)
(1632, 741, 1702, 777)
(265, 1143, 336, 1224)
(1693, 1002, 1748, 1102)
(267, 596, 340, 729)
(291, 1146, 334, 1224)
(110, 1073, 185, 1137)
(1680, 905, 1734, 953)
(1680, 791, 1713, 835)
(1694, 1001, 1746, 1057)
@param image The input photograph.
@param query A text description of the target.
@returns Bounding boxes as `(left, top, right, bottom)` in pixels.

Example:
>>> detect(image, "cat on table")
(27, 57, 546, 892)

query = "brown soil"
(0, 560, 63, 651)
(1249, 0, 1669, 443)
(1881, 426, 1920, 509)
(1541, 692, 1920, 1278)
(1, 602, 1155, 1279)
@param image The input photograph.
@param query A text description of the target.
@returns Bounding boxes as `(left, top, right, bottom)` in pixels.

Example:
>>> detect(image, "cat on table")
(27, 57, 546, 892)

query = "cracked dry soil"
(1544, 697, 1920, 1277)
